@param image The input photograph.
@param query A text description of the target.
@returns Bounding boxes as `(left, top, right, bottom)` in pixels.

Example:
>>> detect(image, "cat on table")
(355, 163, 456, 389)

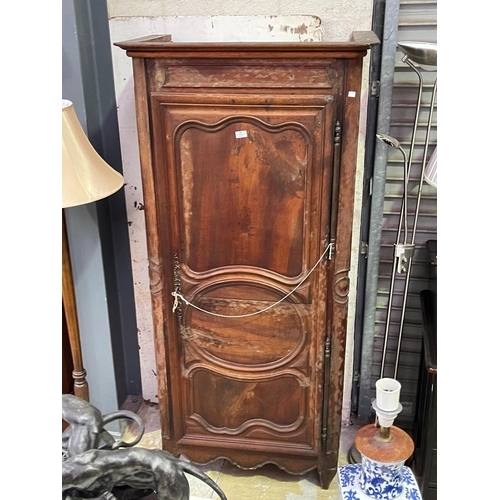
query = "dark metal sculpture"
(62, 394, 145, 458)
(62, 448, 228, 500)
(62, 395, 227, 500)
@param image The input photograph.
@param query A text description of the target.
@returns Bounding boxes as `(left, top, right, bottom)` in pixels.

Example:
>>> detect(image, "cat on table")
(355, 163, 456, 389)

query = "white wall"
(107, 0, 372, 41)
(106, 0, 373, 425)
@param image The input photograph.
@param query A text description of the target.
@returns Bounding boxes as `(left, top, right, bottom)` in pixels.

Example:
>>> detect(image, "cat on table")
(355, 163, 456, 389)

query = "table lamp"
(340, 377, 421, 500)
(62, 99, 124, 401)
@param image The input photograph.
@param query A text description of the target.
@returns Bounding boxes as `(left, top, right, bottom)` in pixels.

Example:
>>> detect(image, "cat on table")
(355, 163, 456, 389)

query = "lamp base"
(342, 425, 420, 499)
(338, 463, 422, 500)
(348, 443, 362, 464)
(355, 425, 414, 464)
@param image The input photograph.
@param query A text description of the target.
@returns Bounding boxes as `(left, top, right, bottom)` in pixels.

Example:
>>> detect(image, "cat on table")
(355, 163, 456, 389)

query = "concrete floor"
(121, 400, 363, 500)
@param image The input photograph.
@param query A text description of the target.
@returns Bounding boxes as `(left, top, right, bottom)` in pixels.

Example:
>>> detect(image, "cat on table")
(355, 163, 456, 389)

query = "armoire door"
(150, 91, 336, 474)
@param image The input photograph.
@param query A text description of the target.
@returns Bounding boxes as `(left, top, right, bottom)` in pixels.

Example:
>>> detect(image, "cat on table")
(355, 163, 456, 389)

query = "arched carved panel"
(175, 116, 311, 277)
(189, 371, 305, 432)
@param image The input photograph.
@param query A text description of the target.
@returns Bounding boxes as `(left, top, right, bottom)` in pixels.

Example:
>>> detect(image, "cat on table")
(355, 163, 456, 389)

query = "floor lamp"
(62, 99, 124, 401)
(378, 41, 437, 380)
(349, 41, 437, 467)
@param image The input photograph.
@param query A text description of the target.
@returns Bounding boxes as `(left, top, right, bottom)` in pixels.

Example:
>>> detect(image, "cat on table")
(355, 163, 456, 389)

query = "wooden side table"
(413, 288, 437, 500)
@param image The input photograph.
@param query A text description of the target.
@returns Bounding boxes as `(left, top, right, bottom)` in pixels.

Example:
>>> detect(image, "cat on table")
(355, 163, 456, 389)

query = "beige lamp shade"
(62, 99, 124, 208)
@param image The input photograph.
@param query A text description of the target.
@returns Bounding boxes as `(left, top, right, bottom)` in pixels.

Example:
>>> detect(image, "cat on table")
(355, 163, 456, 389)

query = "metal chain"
(171, 243, 333, 318)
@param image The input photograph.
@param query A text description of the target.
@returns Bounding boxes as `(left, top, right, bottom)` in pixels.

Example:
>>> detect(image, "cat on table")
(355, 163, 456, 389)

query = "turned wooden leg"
(62, 211, 90, 401)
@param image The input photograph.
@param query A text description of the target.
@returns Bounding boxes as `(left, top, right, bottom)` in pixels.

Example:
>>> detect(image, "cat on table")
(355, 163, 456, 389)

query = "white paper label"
(235, 130, 248, 138)
(348, 91, 356, 98)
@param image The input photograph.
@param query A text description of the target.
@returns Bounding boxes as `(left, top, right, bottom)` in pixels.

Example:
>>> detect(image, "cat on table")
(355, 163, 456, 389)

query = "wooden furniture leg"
(62, 210, 90, 401)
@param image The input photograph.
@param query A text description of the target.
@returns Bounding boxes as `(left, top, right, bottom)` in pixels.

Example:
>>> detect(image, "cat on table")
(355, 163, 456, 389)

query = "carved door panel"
(150, 92, 337, 470)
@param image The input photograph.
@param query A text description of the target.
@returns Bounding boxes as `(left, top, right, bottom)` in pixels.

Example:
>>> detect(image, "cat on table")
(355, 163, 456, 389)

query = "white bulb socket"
(376, 378, 401, 411)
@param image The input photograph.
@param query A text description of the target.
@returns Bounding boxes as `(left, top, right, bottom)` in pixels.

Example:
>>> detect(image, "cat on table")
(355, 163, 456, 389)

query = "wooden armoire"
(116, 33, 377, 488)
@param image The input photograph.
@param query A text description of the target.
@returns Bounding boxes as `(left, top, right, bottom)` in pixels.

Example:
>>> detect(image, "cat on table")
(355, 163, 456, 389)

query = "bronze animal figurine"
(62, 394, 145, 458)
(62, 447, 227, 500)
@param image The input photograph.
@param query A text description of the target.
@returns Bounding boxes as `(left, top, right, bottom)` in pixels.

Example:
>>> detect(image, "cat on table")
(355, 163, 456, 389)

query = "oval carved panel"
(182, 283, 309, 366)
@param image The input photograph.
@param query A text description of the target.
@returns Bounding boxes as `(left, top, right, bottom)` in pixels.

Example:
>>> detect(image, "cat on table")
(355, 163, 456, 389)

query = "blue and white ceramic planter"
(338, 462, 422, 500)
(358, 455, 404, 499)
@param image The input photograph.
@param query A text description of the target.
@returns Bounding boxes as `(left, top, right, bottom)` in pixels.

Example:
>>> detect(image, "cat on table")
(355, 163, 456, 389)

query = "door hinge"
(360, 241, 368, 256)
(328, 239, 335, 260)
(371, 80, 380, 97)
(321, 336, 332, 446)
